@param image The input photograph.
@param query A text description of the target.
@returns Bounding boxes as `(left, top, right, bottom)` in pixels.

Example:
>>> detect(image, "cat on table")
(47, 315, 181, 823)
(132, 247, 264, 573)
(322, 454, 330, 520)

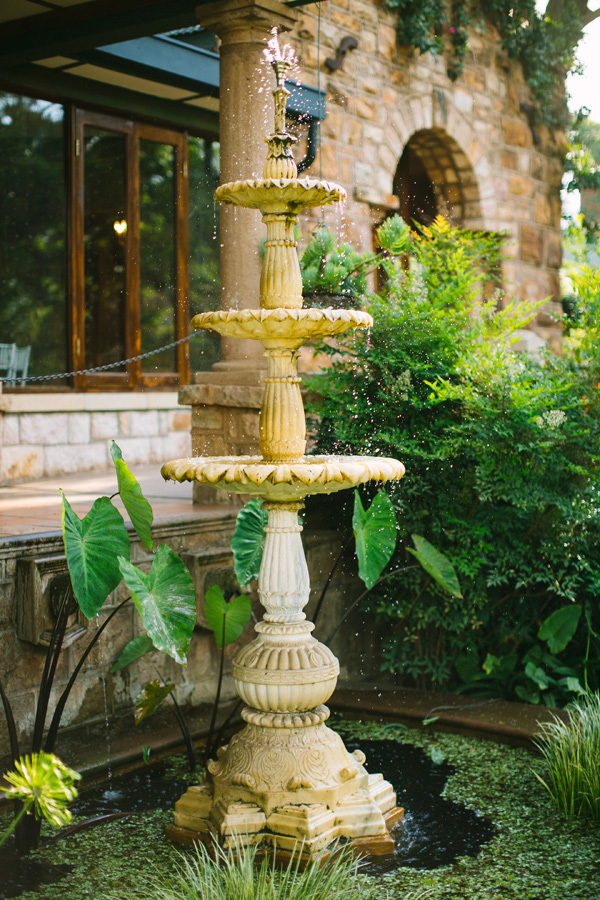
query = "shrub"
(308, 216, 600, 703)
(534, 692, 600, 820)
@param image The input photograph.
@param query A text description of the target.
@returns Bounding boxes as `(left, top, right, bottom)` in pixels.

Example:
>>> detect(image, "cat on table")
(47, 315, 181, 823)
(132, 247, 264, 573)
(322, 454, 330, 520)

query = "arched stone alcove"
(375, 92, 498, 233)
(395, 128, 482, 229)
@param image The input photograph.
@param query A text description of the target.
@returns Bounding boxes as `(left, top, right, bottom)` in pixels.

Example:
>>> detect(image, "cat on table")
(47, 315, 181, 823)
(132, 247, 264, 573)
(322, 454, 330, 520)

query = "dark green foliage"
(389, 0, 447, 59)
(300, 217, 410, 307)
(308, 216, 600, 702)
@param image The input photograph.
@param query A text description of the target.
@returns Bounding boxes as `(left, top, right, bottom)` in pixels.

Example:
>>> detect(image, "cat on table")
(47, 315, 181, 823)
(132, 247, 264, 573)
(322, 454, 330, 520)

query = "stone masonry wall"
(289, 0, 564, 345)
(0, 393, 191, 485)
(0, 512, 239, 770)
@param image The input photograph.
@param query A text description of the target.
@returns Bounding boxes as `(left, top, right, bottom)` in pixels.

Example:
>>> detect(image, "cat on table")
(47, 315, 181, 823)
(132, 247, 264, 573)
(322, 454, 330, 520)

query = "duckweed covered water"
(3, 721, 600, 899)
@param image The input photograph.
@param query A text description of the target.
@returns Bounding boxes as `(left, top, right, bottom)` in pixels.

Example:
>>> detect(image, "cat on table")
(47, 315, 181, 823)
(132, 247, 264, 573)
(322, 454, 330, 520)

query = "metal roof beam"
(85, 35, 220, 96)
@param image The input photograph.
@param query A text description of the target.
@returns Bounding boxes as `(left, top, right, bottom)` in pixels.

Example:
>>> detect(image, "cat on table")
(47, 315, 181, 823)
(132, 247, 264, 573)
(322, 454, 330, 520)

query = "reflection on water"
(346, 739, 495, 873)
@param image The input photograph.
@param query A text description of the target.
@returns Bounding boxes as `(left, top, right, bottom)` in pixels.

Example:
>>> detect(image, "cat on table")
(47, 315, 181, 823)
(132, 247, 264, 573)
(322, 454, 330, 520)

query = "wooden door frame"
(70, 110, 190, 390)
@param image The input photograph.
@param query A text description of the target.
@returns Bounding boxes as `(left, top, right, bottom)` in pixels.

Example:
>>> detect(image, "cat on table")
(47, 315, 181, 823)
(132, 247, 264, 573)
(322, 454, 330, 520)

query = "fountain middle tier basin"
(215, 177, 346, 213)
(191, 307, 372, 349)
(162, 455, 405, 501)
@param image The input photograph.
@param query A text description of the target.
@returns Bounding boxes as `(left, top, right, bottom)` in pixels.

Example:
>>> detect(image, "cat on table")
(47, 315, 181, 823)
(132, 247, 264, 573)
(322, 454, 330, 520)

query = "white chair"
(9, 345, 32, 386)
(0, 343, 17, 383)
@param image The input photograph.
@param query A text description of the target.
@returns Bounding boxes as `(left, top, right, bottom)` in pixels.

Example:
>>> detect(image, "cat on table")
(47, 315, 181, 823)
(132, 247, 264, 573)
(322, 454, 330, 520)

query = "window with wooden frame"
(0, 90, 220, 391)
(73, 111, 190, 390)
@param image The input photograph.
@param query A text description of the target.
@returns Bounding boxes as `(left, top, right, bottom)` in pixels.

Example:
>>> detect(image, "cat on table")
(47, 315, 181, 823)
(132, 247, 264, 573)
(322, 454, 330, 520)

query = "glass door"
(137, 124, 188, 388)
(72, 112, 189, 389)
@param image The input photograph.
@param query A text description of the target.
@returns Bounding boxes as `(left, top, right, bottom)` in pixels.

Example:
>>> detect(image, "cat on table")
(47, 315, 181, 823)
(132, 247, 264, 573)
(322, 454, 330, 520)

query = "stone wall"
(290, 0, 564, 345)
(0, 393, 191, 484)
(0, 512, 239, 769)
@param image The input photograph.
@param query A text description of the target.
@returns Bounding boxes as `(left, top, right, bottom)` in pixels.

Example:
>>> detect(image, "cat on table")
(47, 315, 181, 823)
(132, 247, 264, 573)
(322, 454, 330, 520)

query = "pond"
(1, 720, 599, 900)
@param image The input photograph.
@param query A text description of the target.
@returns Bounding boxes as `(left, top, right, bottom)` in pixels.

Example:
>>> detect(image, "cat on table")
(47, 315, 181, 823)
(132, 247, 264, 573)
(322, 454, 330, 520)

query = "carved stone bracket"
(16, 555, 87, 648)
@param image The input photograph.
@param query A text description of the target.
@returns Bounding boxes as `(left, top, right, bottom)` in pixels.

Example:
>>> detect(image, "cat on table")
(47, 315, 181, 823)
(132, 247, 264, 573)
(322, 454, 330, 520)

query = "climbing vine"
(383, 0, 596, 125)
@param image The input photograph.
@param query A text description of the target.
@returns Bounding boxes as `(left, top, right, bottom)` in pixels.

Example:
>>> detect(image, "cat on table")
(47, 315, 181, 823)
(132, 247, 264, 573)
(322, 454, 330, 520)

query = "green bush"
(534, 691, 600, 821)
(308, 216, 600, 703)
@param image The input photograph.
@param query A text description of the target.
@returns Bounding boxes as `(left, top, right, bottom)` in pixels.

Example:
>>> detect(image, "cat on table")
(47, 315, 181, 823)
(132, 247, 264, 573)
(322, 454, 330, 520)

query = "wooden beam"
(0, 65, 218, 134)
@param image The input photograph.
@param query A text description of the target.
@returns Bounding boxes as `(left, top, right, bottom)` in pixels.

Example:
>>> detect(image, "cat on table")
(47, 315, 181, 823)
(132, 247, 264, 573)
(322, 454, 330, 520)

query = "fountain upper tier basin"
(215, 177, 346, 213)
(162, 455, 405, 502)
(191, 308, 372, 350)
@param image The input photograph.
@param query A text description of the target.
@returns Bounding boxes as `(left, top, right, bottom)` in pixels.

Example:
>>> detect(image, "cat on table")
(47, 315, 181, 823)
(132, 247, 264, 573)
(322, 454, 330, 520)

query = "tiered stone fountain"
(162, 31, 405, 862)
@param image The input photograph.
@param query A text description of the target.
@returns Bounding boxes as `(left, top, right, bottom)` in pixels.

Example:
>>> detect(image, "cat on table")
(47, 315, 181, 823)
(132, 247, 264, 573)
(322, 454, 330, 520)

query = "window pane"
(0, 92, 67, 384)
(188, 137, 220, 372)
(139, 138, 176, 372)
(84, 127, 127, 370)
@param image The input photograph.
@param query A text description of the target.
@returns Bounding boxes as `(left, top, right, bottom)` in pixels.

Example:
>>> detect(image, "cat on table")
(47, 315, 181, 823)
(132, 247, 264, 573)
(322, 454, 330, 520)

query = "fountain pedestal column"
(164, 28, 406, 862)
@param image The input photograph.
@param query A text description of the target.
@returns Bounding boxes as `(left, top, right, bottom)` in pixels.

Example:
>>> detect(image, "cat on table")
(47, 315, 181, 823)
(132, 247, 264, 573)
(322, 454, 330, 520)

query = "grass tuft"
(533, 691, 600, 821)
(130, 837, 405, 900)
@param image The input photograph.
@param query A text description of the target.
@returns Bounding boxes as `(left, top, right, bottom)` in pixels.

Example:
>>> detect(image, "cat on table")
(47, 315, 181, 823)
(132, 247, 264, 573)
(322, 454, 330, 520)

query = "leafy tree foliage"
(308, 217, 600, 703)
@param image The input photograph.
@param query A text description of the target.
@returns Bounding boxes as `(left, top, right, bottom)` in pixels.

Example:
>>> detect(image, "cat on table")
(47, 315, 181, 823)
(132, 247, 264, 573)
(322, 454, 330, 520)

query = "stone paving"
(0, 464, 196, 539)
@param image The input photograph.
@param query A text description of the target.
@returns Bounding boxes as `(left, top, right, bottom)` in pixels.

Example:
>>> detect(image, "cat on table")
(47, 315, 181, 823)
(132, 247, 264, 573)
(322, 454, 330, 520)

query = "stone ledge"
(330, 684, 569, 748)
(0, 391, 182, 414)
(180, 383, 264, 408)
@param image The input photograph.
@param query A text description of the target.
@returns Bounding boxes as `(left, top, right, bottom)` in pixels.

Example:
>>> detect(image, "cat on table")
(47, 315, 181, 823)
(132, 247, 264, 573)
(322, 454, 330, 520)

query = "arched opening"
(395, 128, 481, 229)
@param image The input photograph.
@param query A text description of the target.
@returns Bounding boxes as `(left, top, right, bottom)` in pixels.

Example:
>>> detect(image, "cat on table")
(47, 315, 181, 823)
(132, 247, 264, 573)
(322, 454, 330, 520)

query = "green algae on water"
(12, 722, 600, 900)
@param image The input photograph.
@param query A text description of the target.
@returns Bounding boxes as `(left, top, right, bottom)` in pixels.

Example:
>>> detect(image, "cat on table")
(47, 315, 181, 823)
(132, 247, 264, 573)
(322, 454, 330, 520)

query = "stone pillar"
(184, 0, 298, 503)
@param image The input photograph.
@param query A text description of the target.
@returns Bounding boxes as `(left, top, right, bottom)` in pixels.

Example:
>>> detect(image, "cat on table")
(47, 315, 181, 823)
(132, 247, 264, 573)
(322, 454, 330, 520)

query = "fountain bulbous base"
(167, 708, 402, 858)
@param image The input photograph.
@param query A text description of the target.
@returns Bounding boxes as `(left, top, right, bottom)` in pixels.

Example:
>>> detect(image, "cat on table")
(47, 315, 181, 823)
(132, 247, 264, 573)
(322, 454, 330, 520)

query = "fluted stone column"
(182, 0, 299, 502)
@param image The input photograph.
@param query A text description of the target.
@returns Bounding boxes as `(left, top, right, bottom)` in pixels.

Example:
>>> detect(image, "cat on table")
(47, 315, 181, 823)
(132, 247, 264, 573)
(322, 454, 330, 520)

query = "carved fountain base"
(166, 705, 403, 859)
(165, 503, 403, 862)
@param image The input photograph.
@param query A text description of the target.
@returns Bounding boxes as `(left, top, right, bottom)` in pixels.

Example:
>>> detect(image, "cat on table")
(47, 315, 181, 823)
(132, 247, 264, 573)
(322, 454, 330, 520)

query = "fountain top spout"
(263, 27, 297, 91)
(263, 27, 298, 178)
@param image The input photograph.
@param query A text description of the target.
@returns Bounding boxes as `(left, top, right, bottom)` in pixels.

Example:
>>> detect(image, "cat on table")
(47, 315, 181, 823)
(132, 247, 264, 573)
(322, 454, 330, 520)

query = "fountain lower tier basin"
(190, 307, 372, 349)
(161, 455, 405, 501)
(215, 177, 346, 213)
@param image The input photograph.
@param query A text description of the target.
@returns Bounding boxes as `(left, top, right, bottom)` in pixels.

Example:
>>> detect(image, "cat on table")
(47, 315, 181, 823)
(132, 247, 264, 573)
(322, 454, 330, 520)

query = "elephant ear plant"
(0, 442, 196, 851)
(112, 581, 252, 770)
(232, 490, 460, 648)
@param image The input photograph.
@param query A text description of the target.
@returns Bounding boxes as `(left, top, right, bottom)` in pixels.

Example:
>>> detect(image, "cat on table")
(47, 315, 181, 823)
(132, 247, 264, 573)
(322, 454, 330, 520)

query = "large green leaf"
(538, 605, 582, 653)
(352, 490, 397, 590)
(134, 680, 175, 725)
(118, 545, 196, 665)
(111, 635, 155, 673)
(204, 584, 252, 648)
(61, 493, 130, 618)
(483, 652, 517, 679)
(110, 441, 153, 551)
(525, 661, 552, 690)
(407, 535, 462, 598)
(231, 498, 268, 586)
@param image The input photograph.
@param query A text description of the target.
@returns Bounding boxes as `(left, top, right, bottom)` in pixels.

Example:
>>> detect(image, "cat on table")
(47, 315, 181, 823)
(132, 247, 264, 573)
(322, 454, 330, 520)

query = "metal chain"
(0, 334, 195, 384)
